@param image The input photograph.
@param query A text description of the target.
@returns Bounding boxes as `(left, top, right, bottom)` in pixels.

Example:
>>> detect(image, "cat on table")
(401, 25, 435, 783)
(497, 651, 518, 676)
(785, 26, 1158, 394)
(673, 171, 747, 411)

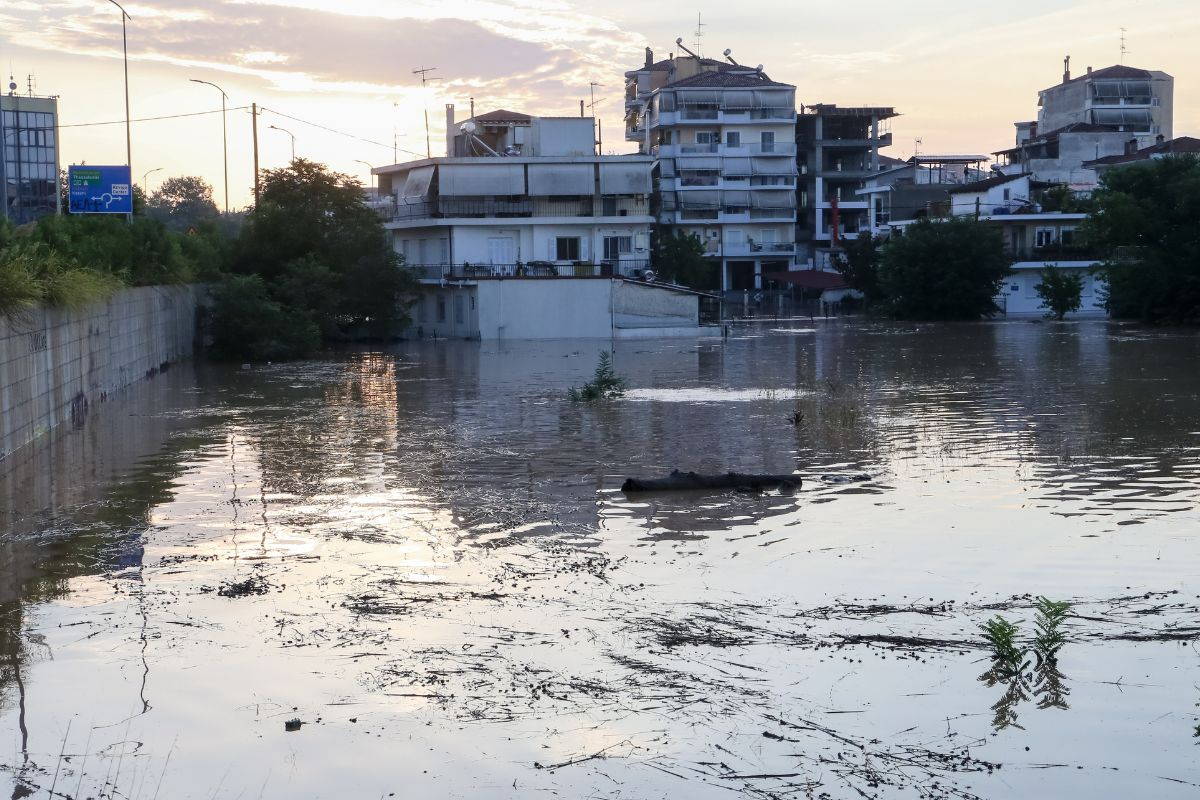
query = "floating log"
(621, 470, 801, 493)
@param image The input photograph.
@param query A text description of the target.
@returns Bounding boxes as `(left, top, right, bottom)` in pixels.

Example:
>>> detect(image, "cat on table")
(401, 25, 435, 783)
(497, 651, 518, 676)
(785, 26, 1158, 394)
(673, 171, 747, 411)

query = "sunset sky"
(3, 0, 1197, 208)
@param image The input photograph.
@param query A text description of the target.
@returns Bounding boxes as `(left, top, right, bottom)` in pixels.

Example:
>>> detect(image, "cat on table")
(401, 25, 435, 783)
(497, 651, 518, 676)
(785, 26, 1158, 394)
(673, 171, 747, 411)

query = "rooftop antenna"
(588, 82, 603, 155)
(693, 13, 705, 58)
(914, 137, 923, 158)
(412, 65, 439, 159)
(1120, 28, 1129, 64)
(723, 48, 738, 66)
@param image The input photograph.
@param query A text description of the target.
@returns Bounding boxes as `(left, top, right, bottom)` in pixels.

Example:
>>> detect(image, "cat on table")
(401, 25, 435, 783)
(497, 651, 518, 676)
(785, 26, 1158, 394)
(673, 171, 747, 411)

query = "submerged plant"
(1032, 596, 1070, 665)
(568, 351, 627, 401)
(981, 615, 1026, 676)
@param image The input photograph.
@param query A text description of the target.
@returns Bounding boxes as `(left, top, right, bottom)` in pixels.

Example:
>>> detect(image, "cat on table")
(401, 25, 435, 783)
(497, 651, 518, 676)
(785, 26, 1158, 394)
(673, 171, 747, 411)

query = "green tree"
(831, 232, 881, 307)
(1082, 155, 1200, 322)
(207, 274, 319, 362)
(211, 159, 417, 359)
(147, 176, 220, 232)
(876, 217, 1011, 320)
(1034, 267, 1084, 320)
(650, 227, 717, 290)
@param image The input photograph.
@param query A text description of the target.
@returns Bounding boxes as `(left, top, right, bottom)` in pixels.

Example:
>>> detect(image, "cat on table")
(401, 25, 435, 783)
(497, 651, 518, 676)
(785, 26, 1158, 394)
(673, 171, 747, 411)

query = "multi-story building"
(995, 61, 1173, 188)
(857, 154, 991, 234)
(370, 109, 711, 340)
(1, 86, 60, 225)
(1083, 134, 1200, 178)
(624, 47, 798, 292)
(795, 104, 897, 268)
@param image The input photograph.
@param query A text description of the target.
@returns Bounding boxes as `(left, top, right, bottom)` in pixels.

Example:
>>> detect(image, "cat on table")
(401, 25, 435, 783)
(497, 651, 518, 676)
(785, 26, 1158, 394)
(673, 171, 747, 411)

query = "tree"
(831, 232, 881, 307)
(650, 227, 717, 290)
(1034, 267, 1083, 320)
(1082, 155, 1200, 322)
(209, 159, 417, 359)
(147, 176, 220, 232)
(876, 217, 1011, 320)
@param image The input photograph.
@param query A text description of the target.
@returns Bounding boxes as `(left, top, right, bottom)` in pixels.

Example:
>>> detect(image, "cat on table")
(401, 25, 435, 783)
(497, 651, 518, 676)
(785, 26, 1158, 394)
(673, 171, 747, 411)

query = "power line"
(59, 106, 250, 128)
(259, 106, 426, 159)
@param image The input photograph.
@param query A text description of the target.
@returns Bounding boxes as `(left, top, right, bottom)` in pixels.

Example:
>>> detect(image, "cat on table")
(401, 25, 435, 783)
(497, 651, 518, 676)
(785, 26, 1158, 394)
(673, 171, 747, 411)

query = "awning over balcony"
(600, 162, 652, 194)
(679, 90, 719, 104)
(401, 165, 434, 199)
(722, 189, 751, 206)
(528, 163, 594, 195)
(679, 190, 720, 210)
(438, 163, 525, 196)
(676, 155, 721, 170)
(751, 190, 796, 209)
(723, 91, 754, 109)
(1091, 108, 1153, 127)
(753, 89, 792, 108)
(724, 157, 751, 176)
(752, 157, 796, 175)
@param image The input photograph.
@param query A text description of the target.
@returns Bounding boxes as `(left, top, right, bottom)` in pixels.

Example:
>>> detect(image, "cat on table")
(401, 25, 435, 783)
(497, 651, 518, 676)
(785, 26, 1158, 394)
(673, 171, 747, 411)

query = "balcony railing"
(409, 260, 652, 281)
(1010, 245, 1103, 262)
(384, 197, 650, 222)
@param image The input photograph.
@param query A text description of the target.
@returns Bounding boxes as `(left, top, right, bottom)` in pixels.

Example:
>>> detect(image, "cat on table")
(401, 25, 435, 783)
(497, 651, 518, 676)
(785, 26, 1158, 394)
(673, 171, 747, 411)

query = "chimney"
(1087, 66, 1093, 74)
(445, 104, 455, 157)
(1125, 138, 1139, 155)
(645, 47, 653, 68)
(1063, 55, 1071, 83)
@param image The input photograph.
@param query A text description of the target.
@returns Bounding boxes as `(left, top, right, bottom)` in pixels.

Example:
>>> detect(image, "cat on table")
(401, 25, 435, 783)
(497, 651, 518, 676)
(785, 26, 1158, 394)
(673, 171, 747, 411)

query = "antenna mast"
(1120, 28, 1129, 64)
(694, 13, 705, 58)
(412, 65, 439, 159)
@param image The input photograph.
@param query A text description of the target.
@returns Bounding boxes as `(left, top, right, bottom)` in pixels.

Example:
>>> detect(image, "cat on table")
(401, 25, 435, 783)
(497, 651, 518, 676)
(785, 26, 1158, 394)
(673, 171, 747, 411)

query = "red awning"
(761, 270, 848, 290)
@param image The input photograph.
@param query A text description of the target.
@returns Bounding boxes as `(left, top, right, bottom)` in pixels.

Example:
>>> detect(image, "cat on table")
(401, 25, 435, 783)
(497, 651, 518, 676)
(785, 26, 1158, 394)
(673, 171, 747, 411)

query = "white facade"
(408, 278, 708, 340)
(624, 50, 798, 292)
(375, 116, 655, 280)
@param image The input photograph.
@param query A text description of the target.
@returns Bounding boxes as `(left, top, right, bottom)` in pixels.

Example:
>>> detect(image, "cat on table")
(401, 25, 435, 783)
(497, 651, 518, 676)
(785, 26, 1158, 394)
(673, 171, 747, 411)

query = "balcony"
(722, 242, 796, 257)
(383, 197, 651, 223)
(410, 260, 652, 281)
(817, 166, 876, 179)
(817, 132, 893, 149)
(1010, 245, 1103, 262)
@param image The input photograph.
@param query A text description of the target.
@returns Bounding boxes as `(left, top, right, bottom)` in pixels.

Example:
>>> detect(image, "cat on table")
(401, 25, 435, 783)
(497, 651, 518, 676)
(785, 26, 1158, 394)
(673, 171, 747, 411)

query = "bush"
(1034, 267, 1084, 320)
(0, 243, 120, 317)
(207, 274, 320, 362)
(568, 351, 627, 401)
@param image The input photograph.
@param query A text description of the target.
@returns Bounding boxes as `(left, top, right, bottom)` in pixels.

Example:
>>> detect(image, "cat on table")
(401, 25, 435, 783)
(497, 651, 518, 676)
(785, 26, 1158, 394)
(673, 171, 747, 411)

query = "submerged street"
(1, 320, 1198, 799)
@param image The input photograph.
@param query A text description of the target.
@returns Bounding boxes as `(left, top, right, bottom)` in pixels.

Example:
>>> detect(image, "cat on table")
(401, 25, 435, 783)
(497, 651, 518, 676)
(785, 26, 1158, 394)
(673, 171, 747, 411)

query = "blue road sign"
(68, 165, 133, 214)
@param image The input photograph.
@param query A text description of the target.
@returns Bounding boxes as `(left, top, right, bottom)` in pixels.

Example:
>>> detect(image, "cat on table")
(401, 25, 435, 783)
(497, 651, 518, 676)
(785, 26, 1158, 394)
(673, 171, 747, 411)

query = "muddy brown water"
(1, 319, 1199, 799)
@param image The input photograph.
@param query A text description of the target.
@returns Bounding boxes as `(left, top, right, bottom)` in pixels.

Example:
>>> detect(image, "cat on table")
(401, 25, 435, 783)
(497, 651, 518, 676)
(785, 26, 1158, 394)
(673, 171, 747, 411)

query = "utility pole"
(412, 66, 439, 159)
(251, 102, 260, 205)
(105, 0, 133, 223)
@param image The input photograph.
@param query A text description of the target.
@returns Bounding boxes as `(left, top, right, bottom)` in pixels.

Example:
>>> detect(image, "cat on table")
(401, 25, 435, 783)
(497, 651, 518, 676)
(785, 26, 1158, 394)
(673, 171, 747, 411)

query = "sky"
(3, 0, 1197, 209)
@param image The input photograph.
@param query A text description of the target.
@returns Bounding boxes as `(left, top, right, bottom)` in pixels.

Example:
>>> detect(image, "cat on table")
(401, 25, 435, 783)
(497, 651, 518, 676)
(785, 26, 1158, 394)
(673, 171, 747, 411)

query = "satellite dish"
(756, 64, 763, 72)
(7, 82, 15, 92)
(460, 121, 477, 134)
(723, 49, 731, 57)
(675, 37, 683, 45)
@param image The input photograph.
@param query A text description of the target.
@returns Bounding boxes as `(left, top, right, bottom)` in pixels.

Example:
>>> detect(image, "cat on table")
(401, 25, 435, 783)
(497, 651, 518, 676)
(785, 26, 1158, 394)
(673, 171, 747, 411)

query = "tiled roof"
(946, 173, 1029, 194)
(467, 109, 531, 124)
(1083, 136, 1200, 167)
(992, 122, 1122, 155)
(647, 56, 733, 72)
(1058, 64, 1154, 86)
(668, 70, 792, 89)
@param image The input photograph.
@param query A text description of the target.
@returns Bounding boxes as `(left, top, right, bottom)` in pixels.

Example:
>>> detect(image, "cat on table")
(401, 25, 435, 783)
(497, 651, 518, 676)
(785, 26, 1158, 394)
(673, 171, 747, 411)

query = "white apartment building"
(624, 47, 798, 292)
(375, 112, 654, 282)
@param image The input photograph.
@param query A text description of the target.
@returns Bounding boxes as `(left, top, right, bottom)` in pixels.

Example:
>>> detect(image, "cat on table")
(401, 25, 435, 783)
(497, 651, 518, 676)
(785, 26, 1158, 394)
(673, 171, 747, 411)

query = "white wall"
(477, 279, 615, 339)
(997, 264, 1107, 317)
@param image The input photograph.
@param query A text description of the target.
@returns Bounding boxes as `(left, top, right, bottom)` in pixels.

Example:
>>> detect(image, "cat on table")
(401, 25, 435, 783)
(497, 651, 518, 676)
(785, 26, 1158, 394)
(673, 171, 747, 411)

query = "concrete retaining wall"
(0, 285, 203, 464)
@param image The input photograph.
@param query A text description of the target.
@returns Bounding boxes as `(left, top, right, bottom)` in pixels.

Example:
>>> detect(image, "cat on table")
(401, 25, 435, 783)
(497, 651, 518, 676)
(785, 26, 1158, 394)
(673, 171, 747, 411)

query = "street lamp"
(268, 125, 295, 162)
(353, 159, 375, 191)
(104, 0, 132, 221)
(189, 78, 229, 213)
(142, 166, 163, 193)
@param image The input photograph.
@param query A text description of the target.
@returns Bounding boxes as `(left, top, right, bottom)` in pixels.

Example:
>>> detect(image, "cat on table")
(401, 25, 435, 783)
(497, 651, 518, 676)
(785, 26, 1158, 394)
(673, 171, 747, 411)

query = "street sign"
(68, 165, 133, 214)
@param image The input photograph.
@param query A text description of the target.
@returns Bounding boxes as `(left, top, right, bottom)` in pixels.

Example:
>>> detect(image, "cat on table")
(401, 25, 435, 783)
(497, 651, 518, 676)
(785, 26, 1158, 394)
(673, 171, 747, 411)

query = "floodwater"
(1, 320, 1199, 799)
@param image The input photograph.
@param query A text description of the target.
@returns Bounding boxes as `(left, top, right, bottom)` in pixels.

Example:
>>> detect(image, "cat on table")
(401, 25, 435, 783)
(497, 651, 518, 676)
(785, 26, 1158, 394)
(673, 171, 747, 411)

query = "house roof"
(668, 70, 791, 89)
(1082, 136, 1200, 167)
(646, 56, 734, 72)
(946, 173, 1029, 194)
(802, 103, 898, 120)
(992, 122, 1122, 155)
(1050, 64, 1154, 90)
(466, 109, 531, 124)
(762, 270, 848, 290)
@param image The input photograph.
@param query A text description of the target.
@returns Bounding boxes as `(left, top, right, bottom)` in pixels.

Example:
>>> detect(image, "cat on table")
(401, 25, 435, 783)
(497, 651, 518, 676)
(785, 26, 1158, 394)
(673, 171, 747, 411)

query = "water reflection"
(0, 321, 1198, 798)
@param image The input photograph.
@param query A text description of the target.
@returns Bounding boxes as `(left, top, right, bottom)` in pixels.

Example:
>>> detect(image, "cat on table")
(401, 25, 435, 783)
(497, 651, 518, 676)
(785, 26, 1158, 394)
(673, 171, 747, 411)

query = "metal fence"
(408, 260, 654, 281)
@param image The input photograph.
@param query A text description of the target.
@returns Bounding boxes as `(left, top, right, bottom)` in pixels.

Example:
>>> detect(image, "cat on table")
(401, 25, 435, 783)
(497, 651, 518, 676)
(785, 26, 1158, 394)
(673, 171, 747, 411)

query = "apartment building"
(624, 47, 798, 292)
(1, 88, 60, 225)
(995, 61, 1174, 187)
(795, 104, 897, 268)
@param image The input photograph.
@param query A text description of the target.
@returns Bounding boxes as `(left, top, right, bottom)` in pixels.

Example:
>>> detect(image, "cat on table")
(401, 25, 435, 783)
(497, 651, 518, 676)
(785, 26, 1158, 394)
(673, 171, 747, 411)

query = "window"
(726, 131, 740, 147)
(436, 295, 447, 322)
(696, 131, 716, 145)
(601, 197, 617, 215)
(760, 131, 775, 152)
(1002, 188, 1011, 201)
(556, 237, 581, 260)
(455, 295, 465, 324)
(1060, 228, 1076, 246)
(1035, 228, 1055, 247)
